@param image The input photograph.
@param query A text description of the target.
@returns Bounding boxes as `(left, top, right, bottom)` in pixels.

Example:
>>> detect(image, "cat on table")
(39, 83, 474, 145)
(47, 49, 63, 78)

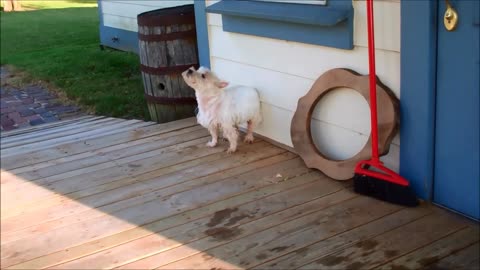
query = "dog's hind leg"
(206, 124, 219, 147)
(224, 125, 239, 153)
(244, 120, 255, 144)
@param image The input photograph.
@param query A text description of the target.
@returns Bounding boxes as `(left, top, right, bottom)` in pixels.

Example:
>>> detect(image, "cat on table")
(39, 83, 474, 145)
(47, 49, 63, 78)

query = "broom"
(353, 0, 419, 207)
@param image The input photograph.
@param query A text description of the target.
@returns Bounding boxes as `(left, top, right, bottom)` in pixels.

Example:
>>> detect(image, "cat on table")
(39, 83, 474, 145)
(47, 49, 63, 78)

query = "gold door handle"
(444, 0, 459, 31)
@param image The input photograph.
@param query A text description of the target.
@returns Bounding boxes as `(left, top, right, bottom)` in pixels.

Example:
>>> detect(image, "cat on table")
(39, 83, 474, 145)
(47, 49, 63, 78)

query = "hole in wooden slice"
(310, 87, 371, 160)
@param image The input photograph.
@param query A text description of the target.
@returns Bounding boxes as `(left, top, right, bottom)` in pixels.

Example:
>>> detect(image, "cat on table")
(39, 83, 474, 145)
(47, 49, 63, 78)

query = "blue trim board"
(194, 0, 211, 68)
(206, 0, 353, 50)
(400, 1, 438, 200)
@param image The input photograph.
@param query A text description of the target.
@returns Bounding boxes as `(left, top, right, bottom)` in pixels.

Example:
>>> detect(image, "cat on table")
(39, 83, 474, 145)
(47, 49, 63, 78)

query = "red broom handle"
(366, 0, 380, 162)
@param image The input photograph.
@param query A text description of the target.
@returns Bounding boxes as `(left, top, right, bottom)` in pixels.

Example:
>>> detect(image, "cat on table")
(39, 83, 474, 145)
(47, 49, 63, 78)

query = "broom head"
(354, 160, 419, 207)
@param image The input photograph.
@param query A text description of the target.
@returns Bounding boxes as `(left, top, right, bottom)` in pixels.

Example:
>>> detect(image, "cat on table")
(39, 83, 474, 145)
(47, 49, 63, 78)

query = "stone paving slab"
(1, 66, 84, 131)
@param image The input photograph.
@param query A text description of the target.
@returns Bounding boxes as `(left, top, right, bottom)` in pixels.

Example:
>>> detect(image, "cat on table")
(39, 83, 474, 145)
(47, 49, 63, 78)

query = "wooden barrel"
(137, 5, 199, 123)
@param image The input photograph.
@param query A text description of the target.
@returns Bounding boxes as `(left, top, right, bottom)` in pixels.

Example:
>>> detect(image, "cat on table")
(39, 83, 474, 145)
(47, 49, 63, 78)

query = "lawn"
(0, 1, 149, 119)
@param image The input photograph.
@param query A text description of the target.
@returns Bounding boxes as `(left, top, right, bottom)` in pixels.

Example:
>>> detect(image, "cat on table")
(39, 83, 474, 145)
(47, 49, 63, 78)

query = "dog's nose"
(187, 69, 193, 75)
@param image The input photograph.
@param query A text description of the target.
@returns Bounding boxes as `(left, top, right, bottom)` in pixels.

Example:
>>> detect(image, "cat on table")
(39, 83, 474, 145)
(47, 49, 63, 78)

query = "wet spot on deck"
(316, 255, 348, 266)
(207, 208, 238, 227)
(390, 265, 411, 270)
(269, 245, 291, 253)
(204, 227, 242, 241)
(128, 163, 142, 168)
(384, 249, 400, 258)
(346, 262, 365, 269)
(356, 239, 379, 250)
(256, 253, 268, 260)
(225, 213, 253, 226)
(419, 256, 440, 266)
(295, 247, 309, 257)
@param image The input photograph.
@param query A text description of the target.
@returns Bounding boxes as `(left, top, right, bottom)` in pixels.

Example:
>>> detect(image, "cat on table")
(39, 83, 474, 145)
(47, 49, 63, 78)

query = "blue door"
(434, 0, 479, 220)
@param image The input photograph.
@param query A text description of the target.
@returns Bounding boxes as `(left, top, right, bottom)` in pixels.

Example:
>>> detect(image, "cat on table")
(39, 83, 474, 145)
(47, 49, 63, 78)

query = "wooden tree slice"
(291, 68, 400, 180)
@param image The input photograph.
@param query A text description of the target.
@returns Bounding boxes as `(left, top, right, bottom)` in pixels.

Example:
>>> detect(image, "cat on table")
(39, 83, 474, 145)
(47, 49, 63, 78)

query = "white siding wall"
(101, 0, 194, 32)
(206, 0, 402, 171)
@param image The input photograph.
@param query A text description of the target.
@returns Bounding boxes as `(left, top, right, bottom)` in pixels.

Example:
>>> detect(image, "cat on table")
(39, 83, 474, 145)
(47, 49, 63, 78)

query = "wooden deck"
(1, 116, 479, 270)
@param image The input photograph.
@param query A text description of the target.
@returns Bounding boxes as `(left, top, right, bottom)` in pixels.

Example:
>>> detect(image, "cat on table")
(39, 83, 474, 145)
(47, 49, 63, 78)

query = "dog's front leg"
(223, 125, 238, 153)
(206, 124, 218, 147)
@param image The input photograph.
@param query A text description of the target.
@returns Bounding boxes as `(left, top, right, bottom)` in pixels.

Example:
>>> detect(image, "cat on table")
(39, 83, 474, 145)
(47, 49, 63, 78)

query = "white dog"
(182, 66, 262, 153)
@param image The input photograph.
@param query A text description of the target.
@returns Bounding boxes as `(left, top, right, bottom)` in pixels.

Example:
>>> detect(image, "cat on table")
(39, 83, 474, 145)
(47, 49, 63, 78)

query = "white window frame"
(254, 0, 327, 5)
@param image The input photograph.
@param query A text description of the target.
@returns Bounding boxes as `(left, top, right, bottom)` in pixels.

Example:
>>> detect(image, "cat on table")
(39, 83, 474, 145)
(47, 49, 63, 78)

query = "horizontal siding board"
(105, 0, 193, 7)
(103, 14, 137, 32)
(102, 1, 193, 19)
(353, 0, 400, 52)
(101, 0, 193, 32)
(211, 57, 371, 135)
(208, 25, 401, 97)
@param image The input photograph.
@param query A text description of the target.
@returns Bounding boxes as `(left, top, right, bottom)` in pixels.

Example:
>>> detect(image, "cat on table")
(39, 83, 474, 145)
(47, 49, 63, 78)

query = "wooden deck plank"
(1, 157, 308, 267)
(49, 174, 346, 269)
(2, 140, 265, 221)
(299, 212, 469, 269)
(2, 126, 240, 219)
(0, 117, 123, 148)
(253, 206, 433, 269)
(116, 191, 359, 269)
(1, 136, 214, 222)
(6, 153, 299, 269)
(2, 116, 477, 270)
(0, 117, 198, 170)
(375, 225, 479, 270)
(1, 119, 155, 157)
(12, 127, 209, 181)
(0, 115, 97, 138)
(1, 142, 285, 243)
(423, 242, 479, 270)
(6, 125, 206, 179)
(155, 196, 401, 270)
(1, 117, 120, 148)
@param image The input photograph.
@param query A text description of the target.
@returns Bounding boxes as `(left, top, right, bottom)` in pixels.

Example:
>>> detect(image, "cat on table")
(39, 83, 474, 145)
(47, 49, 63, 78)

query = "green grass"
(1, 2, 149, 119)
(1, 1, 98, 10)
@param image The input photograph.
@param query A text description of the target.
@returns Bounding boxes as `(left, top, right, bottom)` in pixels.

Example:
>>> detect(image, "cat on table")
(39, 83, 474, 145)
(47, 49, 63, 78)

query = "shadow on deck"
(1, 116, 479, 269)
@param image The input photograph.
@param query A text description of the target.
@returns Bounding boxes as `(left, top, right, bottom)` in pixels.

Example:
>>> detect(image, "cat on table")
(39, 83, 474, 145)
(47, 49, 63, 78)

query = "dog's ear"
(215, 81, 229, 89)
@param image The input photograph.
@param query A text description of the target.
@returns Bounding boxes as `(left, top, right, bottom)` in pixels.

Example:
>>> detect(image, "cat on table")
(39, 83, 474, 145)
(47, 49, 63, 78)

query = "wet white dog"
(182, 66, 262, 153)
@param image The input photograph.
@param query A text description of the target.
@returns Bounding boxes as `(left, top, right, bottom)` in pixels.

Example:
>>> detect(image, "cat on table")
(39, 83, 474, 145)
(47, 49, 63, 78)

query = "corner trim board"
(399, 1, 438, 200)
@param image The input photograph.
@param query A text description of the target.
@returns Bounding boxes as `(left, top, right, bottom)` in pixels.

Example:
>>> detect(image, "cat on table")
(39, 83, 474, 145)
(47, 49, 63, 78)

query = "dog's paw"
(226, 147, 237, 154)
(206, 141, 217, 148)
(244, 134, 254, 144)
